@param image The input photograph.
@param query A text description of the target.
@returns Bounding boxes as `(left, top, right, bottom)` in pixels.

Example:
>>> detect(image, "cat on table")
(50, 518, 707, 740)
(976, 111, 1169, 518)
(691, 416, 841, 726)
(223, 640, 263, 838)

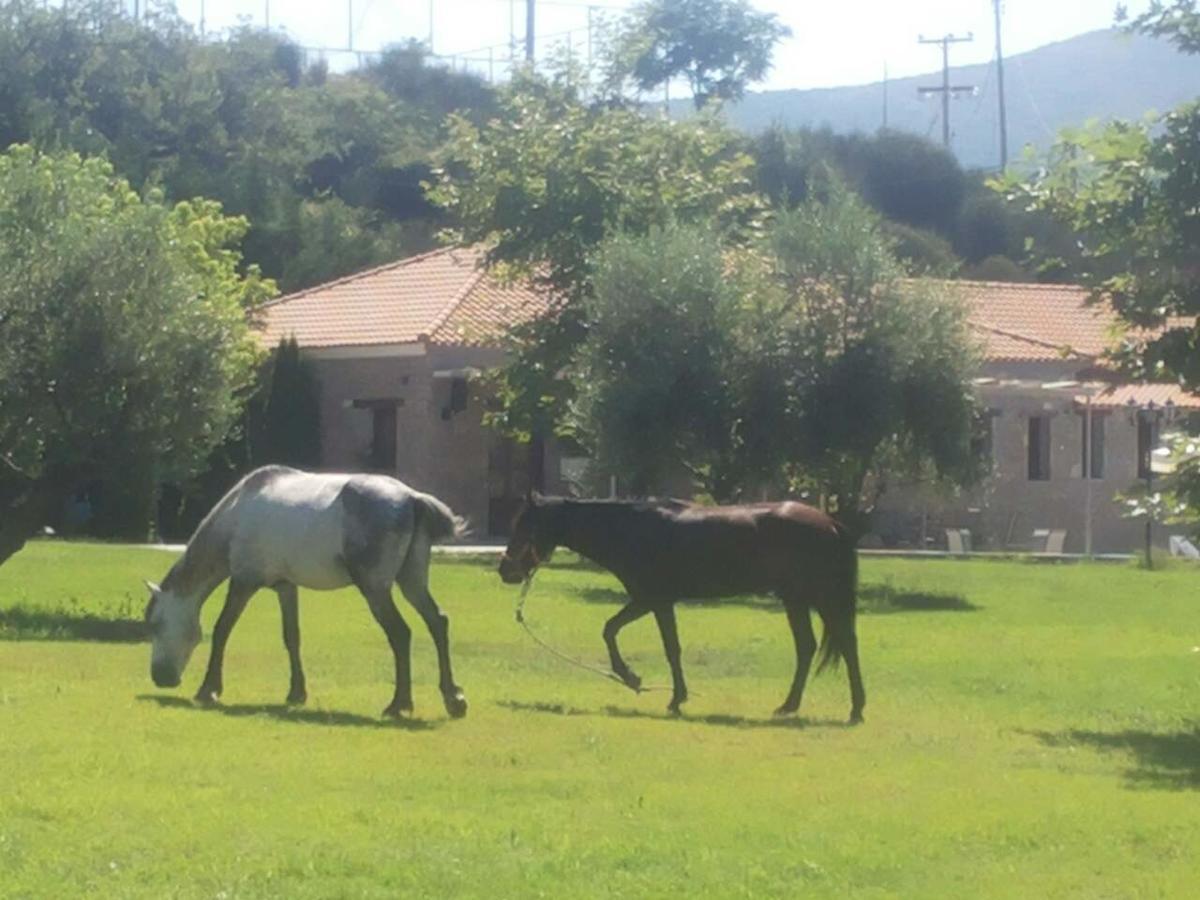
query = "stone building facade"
(259, 246, 561, 536)
(872, 282, 1199, 554)
(261, 251, 1198, 551)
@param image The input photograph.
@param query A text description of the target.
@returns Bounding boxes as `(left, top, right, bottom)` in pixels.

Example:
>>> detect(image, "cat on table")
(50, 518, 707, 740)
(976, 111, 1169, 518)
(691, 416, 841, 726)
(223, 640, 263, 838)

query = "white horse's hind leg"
(276, 583, 307, 705)
(398, 538, 467, 719)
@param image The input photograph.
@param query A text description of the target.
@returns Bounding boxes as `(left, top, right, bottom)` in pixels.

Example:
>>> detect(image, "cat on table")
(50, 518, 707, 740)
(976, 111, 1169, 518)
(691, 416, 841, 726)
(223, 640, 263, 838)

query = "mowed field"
(1, 542, 1198, 898)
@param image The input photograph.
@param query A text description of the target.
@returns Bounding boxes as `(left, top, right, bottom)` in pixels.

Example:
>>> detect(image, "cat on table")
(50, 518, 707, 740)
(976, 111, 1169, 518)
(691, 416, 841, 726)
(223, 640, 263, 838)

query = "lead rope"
(515, 573, 671, 693)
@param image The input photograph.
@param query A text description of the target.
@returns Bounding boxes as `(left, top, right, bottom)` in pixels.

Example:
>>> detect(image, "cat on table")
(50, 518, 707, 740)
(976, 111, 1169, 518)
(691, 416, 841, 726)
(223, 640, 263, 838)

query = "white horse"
(144, 465, 469, 718)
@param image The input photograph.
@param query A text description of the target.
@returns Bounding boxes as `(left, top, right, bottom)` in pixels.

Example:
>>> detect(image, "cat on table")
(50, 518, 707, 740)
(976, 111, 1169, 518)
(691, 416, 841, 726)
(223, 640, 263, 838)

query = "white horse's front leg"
(195, 580, 258, 704)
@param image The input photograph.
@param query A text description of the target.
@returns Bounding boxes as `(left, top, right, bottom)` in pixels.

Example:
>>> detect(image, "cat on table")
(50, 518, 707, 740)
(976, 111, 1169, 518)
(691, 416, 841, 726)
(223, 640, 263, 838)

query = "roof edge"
(256, 245, 462, 311)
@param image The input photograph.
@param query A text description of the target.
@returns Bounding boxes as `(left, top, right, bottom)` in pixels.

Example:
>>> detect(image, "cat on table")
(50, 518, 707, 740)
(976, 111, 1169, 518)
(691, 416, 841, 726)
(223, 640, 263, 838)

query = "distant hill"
(708, 30, 1200, 171)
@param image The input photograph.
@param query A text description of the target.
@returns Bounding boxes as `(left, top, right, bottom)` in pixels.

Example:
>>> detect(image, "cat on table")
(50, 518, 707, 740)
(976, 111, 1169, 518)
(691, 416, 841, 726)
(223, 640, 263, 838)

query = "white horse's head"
(144, 581, 201, 688)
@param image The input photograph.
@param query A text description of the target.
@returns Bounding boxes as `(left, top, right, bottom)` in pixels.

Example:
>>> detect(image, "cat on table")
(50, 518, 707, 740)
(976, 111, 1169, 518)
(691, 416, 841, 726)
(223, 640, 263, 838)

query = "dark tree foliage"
(0, 2, 490, 293)
(750, 126, 969, 239)
(256, 338, 322, 470)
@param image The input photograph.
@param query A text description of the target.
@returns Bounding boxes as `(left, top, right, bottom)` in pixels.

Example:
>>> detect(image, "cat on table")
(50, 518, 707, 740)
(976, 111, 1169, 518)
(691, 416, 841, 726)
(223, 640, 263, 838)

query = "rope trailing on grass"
(515, 574, 670, 693)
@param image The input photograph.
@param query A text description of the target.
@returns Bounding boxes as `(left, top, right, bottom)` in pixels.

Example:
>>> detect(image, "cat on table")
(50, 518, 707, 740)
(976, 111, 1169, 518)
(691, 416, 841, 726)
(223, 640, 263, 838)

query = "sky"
(171, 0, 1149, 93)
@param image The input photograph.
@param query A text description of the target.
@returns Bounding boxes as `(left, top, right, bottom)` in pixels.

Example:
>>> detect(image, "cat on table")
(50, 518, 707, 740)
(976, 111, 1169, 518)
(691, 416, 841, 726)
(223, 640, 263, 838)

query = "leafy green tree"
(1118, 1, 1200, 53)
(572, 225, 738, 495)
(1001, 109, 1200, 386)
(0, 4, 457, 293)
(759, 184, 981, 531)
(0, 146, 269, 562)
(571, 188, 982, 523)
(430, 68, 764, 437)
(604, 0, 791, 108)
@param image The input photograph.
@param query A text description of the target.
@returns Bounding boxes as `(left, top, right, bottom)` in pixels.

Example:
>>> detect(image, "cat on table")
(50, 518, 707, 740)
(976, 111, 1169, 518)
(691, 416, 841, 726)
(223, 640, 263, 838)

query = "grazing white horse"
(144, 465, 469, 718)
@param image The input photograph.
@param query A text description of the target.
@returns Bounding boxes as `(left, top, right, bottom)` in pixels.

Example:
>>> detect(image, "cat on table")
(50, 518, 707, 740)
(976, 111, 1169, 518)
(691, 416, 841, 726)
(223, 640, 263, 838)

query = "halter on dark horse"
(499, 495, 865, 724)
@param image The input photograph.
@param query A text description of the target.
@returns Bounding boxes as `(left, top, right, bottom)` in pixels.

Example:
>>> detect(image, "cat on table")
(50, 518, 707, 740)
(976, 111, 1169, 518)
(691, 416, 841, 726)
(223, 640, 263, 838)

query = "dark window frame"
(1079, 410, 1106, 480)
(1028, 414, 1052, 481)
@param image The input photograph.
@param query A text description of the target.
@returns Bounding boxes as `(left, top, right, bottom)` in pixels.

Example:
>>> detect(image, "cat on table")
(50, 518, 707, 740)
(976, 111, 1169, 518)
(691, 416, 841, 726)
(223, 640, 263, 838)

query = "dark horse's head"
(498, 494, 560, 584)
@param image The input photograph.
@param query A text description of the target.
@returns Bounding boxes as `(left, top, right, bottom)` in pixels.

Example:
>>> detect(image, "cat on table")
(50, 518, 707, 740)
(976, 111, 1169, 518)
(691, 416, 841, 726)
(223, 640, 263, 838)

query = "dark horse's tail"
(815, 524, 859, 674)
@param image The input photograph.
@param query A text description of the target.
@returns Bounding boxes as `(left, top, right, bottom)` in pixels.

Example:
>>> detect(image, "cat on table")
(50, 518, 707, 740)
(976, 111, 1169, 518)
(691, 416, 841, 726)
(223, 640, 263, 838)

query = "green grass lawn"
(1, 541, 1198, 898)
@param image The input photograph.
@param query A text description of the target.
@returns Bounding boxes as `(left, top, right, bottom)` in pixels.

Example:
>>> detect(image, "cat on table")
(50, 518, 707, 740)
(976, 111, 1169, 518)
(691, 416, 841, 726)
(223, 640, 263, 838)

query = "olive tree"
(0, 146, 270, 562)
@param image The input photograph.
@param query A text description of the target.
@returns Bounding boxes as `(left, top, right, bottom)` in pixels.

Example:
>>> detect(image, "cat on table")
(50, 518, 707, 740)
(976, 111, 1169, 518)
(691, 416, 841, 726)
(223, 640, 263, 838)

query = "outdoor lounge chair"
(945, 528, 971, 555)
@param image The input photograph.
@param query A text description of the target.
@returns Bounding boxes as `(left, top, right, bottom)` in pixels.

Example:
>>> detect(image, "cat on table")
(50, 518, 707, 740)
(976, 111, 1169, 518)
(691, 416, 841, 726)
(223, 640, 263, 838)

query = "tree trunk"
(0, 478, 72, 569)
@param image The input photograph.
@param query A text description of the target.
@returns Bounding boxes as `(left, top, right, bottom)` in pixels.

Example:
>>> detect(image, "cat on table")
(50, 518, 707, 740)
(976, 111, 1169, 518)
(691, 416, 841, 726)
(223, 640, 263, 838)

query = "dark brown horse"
(498, 496, 865, 724)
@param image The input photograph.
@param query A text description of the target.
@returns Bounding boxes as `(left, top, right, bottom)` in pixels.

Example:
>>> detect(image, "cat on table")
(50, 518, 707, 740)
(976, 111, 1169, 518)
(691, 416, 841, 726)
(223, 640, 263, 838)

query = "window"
(1137, 415, 1155, 480)
(1079, 411, 1105, 479)
(1028, 415, 1051, 481)
(354, 398, 402, 472)
(370, 405, 397, 471)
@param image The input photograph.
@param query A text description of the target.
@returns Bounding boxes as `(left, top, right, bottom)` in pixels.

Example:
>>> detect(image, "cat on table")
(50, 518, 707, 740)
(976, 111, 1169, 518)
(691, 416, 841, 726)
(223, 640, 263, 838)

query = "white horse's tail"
(413, 493, 469, 543)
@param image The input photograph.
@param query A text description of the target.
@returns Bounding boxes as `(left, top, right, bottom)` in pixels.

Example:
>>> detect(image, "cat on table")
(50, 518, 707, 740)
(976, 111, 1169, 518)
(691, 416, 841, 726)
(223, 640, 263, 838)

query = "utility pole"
(428, 0, 434, 52)
(526, 0, 535, 63)
(348, 0, 354, 51)
(587, 5, 595, 71)
(882, 62, 889, 130)
(917, 32, 975, 149)
(993, 0, 1009, 170)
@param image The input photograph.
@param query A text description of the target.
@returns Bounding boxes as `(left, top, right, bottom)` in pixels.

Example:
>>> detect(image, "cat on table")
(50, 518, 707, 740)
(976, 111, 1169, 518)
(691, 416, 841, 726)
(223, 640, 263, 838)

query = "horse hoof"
(849, 711, 865, 726)
(286, 691, 307, 706)
(620, 672, 642, 692)
(194, 688, 220, 706)
(773, 705, 798, 718)
(445, 695, 469, 719)
(382, 703, 413, 719)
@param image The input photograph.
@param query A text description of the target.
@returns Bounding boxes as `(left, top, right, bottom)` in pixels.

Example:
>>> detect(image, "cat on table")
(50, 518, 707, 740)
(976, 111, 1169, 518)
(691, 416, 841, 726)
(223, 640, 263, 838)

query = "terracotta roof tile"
(950, 280, 1119, 362)
(256, 245, 554, 349)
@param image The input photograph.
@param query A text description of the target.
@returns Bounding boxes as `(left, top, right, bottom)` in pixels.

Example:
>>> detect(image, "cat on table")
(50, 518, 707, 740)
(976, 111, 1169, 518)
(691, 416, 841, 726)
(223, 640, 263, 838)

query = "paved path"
(137, 543, 1136, 562)
(139, 543, 507, 555)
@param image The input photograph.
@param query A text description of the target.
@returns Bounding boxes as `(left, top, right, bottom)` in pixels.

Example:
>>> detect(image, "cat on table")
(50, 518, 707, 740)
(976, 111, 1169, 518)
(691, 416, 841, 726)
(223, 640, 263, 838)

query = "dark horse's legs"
(603, 600, 651, 690)
(398, 542, 467, 719)
(653, 604, 688, 714)
(356, 581, 414, 718)
(841, 622, 866, 725)
(276, 583, 307, 705)
(774, 601, 817, 717)
(195, 579, 258, 704)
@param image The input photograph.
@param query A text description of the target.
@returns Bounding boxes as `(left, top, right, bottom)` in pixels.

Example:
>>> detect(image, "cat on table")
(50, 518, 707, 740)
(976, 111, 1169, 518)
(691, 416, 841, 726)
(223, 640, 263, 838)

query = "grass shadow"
(857, 584, 979, 615)
(138, 694, 441, 731)
(497, 698, 850, 731)
(1027, 728, 1200, 790)
(0, 606, 145, 643)
(567, 584, 977, 615)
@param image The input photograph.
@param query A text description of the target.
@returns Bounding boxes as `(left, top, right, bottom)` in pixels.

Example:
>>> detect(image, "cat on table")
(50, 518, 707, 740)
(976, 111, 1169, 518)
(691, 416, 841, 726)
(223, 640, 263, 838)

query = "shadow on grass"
(497, 698, 851, 731)
(567, 584, 977, 615)
(0, 606, 145, 643)
(1028, 728, 1200, 790)
(857, 584, 979, 615)
(138, 695, 440, 731)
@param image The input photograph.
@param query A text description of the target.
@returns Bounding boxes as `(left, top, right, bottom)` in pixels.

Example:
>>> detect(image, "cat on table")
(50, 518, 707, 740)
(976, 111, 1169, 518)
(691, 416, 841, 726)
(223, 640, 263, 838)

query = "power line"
(917, 32, 975, 150)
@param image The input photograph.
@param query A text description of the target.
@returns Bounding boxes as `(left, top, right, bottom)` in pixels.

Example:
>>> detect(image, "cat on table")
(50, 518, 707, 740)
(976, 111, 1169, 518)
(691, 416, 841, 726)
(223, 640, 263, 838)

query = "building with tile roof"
(257, 245, 562, 535)
(259, 252, 1197, 549)
(876, 280, 1199, 555)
